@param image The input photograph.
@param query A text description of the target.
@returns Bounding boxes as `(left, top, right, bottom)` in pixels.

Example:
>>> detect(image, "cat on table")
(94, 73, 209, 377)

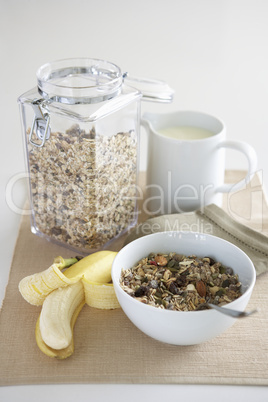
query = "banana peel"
(18, 250, 120, 359)
(63, 251, 117, 283)
(18, 257, 79, 306)
(19, 251, 117, 306)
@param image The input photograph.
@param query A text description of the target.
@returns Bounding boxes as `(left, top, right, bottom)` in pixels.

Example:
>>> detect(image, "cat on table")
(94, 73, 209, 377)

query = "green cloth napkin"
(124, 204, 268, 276)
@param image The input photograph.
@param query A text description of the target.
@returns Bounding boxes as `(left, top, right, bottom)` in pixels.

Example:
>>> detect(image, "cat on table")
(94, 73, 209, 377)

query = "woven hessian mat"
(1, 171, 268, 386)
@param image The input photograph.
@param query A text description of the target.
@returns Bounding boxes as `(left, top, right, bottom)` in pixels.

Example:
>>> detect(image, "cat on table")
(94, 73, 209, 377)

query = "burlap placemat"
(1, 171, 268, 386)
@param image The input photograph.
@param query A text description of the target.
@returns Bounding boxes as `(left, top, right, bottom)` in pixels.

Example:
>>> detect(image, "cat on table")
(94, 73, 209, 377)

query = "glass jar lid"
(37, 58, 123, 104)
(37, 58, 174, 105)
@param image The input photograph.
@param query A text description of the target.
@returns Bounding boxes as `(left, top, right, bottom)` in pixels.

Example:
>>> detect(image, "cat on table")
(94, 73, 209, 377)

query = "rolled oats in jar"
(18, 58, 174, 253)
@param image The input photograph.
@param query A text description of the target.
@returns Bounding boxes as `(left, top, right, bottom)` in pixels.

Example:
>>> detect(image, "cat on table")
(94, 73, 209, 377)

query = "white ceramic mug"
(142, 110, 258, 214)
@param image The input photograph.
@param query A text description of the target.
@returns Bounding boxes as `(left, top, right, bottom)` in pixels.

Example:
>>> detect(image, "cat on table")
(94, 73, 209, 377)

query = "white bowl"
(111, 231, 256, 345)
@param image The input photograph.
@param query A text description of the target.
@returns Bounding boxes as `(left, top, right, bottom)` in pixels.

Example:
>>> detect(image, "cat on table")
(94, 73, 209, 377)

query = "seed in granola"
(176, 274, 187, 286)
(166, 303, 174, 310)
(134, 286, 148, 297)
(167, 259, 175, 268)
(169, 281, 179, 295)
(163, 270, 171, 280)
(229, 284, 238, 291)
(141, 276, 149, 284)
(186, 284, 196, 292)
(204, 257, 216, 266)
(174, 254, 184, 262)
(137, 267, 145, 277)
(222, 279, 230, 288)
(148, 253, 156, 260)
(225, 267, 234, 275)
(196, 303, 209, 311)
(149, 280, 159, 289)
(209, 286, 220, 295)
(215, 288, 225, 297)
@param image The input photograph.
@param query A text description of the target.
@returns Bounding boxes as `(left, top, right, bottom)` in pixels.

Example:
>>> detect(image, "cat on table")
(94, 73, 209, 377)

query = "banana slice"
(83, 279, 120, 309)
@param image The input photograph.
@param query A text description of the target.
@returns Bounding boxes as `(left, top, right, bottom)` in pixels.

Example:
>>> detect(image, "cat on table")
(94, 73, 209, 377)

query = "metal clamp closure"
(29, 100, 50, 147)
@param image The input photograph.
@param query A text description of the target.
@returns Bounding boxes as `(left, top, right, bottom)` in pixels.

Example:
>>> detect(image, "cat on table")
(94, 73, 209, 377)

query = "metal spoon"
(207, 303, 257, 318)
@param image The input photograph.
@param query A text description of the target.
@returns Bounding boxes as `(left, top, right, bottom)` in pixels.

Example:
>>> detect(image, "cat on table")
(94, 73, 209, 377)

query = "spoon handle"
(207, 303, 258, 318)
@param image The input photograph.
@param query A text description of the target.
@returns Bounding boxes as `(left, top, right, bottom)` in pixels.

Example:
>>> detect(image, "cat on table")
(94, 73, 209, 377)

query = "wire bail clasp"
(29, 99, 50, 148)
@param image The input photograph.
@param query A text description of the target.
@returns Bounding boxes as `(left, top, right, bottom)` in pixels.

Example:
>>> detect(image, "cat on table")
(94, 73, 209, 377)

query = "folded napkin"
(124, 204, 268, 276)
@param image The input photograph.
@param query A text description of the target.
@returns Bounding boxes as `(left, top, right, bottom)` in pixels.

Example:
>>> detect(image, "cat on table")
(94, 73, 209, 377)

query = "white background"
(1, 0, 268, 400)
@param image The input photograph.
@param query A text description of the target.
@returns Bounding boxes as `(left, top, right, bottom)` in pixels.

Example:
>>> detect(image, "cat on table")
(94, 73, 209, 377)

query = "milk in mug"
(158, 126, 214, 140)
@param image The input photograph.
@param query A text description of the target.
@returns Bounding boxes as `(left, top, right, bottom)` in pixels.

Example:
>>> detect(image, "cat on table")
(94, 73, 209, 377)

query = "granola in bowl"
(119, 252, 242, 311)
(112, 231, 256, 345)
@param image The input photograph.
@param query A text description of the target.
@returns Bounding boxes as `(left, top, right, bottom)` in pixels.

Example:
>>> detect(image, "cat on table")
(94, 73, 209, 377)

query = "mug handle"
(216, 140, 258, 193)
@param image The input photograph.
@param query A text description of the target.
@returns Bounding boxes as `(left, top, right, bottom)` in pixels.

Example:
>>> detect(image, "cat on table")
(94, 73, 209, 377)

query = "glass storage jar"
(18, 58, 173, 254)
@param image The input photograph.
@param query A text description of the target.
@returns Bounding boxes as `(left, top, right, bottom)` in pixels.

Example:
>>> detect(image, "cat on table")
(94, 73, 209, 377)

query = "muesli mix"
(28, 124, 137, 250)
(119, 252, 242, 311)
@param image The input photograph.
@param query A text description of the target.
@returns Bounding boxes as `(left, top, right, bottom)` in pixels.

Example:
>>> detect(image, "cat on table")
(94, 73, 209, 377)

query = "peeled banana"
(18, 250, 120, 359)
(39, 281, 85, 349)
(35, 288, 85, 359)
(35, 316, 74, 359)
